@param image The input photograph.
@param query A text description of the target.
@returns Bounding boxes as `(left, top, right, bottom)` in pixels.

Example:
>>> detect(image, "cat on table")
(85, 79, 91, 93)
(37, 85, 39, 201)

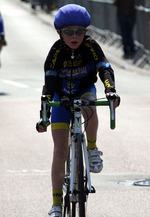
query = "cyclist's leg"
(51, 129, 69, 189)
(80, 85, 98, 146)
(80, 85, 103, 173)
(48, 93, 70, 215)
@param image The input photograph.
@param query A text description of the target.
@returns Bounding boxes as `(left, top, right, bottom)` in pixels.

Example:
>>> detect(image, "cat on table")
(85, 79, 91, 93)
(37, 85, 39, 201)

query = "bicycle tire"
(63, 147, 71, 217)
(77, 134, 86, 217)
(63, 134, 86, 217)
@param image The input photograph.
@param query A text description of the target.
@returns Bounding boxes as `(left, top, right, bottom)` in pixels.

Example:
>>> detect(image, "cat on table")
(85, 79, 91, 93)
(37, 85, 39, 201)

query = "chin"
(70, 44, 80, 49)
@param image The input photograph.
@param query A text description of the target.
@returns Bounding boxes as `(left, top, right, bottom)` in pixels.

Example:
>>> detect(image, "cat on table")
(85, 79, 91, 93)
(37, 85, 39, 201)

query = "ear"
(57, 30, 60, 35)
(57, 30, 64, 40)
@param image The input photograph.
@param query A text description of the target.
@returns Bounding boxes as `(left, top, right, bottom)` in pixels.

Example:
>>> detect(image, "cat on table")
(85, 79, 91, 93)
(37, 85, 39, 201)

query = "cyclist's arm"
(98, 64, 116, 94)
(36, 95, 51, 133)
(91, 41, 120, 107)
(88, 39, 116, 94)
(42, 41, 61, 98)
(98, 63, 121, 108)
(99, 66, 120, 108)
(36, 44, 61, 133)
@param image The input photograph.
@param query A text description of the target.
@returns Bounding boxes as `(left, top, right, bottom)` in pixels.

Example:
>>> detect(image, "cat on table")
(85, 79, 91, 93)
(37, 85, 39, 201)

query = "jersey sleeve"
(42, 41, 61, 99)
(89, 39, 116, 93)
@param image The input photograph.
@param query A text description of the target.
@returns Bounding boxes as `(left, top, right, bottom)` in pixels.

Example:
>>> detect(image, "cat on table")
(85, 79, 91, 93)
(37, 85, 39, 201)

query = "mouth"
(69, 41, 80, 49)
(71, 41, 78, 44)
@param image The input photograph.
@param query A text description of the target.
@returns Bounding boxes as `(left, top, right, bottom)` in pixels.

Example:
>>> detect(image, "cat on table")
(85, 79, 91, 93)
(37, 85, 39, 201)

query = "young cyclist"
(36, 4, 120, 217)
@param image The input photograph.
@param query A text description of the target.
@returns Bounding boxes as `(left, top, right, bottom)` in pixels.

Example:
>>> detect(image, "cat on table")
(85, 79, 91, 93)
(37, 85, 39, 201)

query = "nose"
(72, 32, 77, 37)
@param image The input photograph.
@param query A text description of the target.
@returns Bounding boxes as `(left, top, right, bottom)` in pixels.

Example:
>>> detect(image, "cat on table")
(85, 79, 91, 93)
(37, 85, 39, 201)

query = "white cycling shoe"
(48, 206, 62, 217)
(87, 148, 103, 173)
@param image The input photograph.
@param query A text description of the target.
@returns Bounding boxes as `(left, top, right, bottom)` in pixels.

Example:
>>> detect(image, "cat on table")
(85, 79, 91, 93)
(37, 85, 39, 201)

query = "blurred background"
(20, 0, 150, 68)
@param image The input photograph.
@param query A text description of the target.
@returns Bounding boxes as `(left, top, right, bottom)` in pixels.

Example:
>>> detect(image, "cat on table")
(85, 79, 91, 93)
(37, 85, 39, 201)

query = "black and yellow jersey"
(42, 35, 116, 98)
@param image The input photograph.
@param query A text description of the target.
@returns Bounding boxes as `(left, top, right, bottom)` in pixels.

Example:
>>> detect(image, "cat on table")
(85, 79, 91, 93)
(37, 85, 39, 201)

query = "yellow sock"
(87, 137, 97, 150)
(52, 188, 63, 207)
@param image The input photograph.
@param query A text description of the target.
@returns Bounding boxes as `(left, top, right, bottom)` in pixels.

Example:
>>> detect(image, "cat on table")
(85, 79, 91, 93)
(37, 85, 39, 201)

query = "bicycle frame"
(69, 99, 92, 194)
(62, 99, 93, 217)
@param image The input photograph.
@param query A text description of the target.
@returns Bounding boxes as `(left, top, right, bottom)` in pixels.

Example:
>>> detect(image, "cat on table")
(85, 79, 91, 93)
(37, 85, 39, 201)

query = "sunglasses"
(61, 28, 86, 36)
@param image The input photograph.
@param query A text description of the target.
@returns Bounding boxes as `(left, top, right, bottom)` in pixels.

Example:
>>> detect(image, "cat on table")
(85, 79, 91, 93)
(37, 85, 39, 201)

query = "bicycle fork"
(70, 133, 95, 202)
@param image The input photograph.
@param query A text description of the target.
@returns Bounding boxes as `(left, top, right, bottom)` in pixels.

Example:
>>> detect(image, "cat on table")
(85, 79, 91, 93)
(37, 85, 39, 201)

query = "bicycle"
(41, 94, 116, 217)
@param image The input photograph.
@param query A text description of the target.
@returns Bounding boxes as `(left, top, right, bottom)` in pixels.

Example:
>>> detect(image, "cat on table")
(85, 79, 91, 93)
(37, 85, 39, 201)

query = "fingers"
(36, 120, 50, 133)
(46, 121, 50, 127)
(106, 93, 109, 98)
(114, 99, 120, 108)
(106, 92, 120, 108)
(38, 125, 47, 133)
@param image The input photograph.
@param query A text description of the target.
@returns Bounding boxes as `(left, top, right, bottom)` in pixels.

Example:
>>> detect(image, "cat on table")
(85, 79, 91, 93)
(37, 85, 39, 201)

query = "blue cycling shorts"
(51, 85, 96, 130)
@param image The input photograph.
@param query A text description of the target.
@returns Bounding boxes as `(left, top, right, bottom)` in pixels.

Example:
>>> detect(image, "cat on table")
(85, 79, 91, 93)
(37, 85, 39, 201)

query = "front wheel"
(77, 134, 86, 217)
(63, 134, 87, 217)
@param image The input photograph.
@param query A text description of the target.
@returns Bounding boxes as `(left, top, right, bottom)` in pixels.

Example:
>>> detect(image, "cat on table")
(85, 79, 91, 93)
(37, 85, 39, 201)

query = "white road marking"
(2, 80, 42, 92)
(3, 80, 29, 88)
(5, 169, 51, 176)
(32, 169, 51, 173)
(35, 88, 42, 92)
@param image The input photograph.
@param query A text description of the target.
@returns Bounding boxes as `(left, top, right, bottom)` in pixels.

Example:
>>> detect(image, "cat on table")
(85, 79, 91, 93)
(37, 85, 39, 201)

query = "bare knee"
(53, 145, 68, 162)
(52, 129, 69, 162)
(90, 110, 98, 123)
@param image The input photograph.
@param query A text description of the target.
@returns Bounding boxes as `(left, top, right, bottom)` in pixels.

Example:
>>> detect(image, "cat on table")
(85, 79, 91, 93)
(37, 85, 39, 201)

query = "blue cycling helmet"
(54, 4, 91, 29)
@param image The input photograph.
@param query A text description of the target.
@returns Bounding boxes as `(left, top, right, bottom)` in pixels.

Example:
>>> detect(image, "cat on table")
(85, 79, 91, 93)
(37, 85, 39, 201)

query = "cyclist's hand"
(36, 120, 50, 133)
(106, 92, 120, 108)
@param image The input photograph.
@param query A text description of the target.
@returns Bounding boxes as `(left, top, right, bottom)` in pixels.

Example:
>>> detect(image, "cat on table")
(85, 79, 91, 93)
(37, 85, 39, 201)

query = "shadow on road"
(0, 92, 9, 96)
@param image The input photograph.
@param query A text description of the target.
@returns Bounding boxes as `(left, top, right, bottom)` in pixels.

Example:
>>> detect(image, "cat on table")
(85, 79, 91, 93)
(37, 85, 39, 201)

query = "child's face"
(58, 26, 87, 50)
